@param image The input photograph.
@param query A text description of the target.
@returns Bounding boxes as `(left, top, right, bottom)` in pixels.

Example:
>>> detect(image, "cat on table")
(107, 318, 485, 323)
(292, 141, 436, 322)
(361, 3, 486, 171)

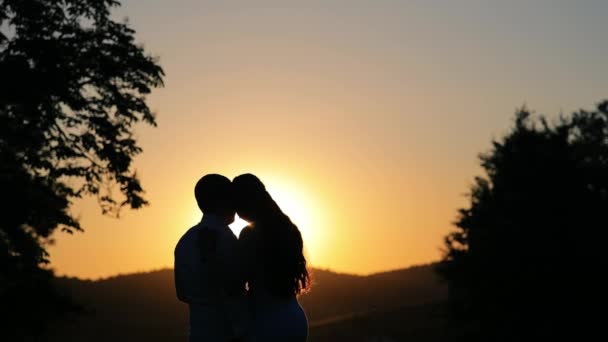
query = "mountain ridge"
(48, 263, 447, 341)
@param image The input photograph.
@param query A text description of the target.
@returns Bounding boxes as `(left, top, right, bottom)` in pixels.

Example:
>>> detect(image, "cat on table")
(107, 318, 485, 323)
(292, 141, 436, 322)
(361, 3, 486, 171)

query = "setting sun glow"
(229, 215, 250, 236)
(264, 180, 323, 264)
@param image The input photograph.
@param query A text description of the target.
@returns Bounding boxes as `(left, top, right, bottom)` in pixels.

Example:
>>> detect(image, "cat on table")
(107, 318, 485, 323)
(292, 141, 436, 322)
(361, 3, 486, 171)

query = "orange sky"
(48, 0, 608, 279)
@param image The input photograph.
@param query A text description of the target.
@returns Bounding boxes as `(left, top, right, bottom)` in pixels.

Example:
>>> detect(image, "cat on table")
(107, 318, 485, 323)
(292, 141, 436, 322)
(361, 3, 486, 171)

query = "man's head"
(194, 174, 235, 225)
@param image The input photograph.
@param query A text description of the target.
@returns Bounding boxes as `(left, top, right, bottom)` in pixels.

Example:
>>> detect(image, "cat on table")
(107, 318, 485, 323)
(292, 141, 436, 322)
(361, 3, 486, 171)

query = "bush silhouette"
(439, 101, 608, 340)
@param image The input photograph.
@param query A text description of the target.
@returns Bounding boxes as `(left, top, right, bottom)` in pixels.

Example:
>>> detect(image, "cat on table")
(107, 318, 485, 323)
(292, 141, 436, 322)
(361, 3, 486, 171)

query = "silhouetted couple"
(174, 174, 310, 341)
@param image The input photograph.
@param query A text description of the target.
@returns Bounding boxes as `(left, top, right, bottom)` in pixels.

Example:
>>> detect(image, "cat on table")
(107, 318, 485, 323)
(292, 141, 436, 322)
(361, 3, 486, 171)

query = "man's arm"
(174, 230, 223, 305)
(174, 243, 192, 303)
(175, 235, 209, 304)
(175, 252, 217, 305)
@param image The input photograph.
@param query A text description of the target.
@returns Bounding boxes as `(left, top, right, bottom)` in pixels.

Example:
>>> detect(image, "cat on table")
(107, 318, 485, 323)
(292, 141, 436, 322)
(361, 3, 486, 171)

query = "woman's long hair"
(233, 174, 310, 297)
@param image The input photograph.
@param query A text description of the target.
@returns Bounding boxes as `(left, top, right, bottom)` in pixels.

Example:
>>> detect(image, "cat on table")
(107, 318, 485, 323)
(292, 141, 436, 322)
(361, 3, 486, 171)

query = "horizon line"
(53, 260, 441, 282)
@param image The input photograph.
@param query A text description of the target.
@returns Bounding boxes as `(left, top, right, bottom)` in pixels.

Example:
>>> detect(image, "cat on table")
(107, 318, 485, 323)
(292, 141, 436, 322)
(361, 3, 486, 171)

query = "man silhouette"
(174, 174, 245, 341)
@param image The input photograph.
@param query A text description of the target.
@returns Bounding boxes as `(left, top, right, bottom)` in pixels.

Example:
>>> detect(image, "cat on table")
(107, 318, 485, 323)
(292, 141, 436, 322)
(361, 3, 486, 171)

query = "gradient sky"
(48, 0, 608, 279)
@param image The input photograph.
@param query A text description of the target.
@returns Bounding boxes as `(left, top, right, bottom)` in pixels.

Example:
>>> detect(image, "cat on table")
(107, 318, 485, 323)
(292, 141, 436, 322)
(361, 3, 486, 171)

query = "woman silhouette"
(233, 174, 310, 341)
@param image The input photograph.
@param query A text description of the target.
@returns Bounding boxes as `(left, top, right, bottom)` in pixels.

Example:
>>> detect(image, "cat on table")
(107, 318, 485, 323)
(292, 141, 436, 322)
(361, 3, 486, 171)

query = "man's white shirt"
(174, 214, 240, 341)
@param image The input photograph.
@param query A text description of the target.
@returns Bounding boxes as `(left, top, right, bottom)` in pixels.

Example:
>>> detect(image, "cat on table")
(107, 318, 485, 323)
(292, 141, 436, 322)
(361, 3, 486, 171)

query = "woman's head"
(232, 173, 279, 222)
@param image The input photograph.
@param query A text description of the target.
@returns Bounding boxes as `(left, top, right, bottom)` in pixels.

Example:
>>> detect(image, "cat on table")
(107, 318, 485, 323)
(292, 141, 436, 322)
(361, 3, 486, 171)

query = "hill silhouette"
(46, 264, 447, 341)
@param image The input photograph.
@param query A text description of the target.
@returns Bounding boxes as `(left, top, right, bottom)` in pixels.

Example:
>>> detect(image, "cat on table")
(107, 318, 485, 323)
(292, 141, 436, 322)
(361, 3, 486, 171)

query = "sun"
(230, 177, 322, 262)
(263, 179, 321, 262)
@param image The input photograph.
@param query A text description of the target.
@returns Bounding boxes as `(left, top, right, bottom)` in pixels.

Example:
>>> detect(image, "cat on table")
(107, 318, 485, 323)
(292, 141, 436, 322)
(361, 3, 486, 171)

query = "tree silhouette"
(0, 0, 163, 339)
(439, 101, 608, 340)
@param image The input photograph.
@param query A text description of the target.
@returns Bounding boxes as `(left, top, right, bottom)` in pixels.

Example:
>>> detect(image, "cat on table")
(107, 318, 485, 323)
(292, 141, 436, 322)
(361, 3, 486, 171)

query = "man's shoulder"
(174, 224, 201, 254)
